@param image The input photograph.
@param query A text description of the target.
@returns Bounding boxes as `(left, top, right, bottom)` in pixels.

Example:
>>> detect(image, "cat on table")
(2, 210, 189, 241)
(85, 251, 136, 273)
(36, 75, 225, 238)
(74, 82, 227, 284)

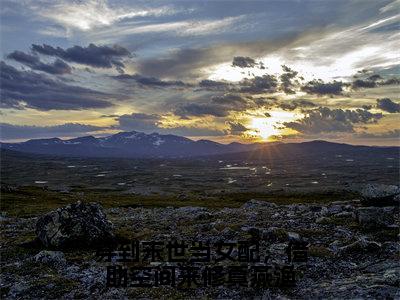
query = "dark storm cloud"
(226, 121, 249, 135)
(135, 36, 301, 80)
(136, 48, 214, 80)
(211, 93, 249, 106)
(0, 122, 106, 140)
(31, 43, 132, 70)
(253, 97, 277, 108)
(352, 79, 377, 88)
(352, 73, 400, 89)
(301, 79, 347, 95)
(239, 74, 278, 94)
(284, 107, 383, 134)
(115, 113, 224, 136)
(355, 129, 400, 139)
(198, 79, 233, 90)
(117, 113, 161, 132)
(174, 103, 230, 118)
(278, 99, 316, 111)
(381, 77, 400, 86)
(376, 98, 400, 113)
(113, 74, 188, 87)
(0, 61, 113, 110)
(279, 65, 299, 94)
(232, 56, 257, 68)
(174, 93, 251, 118)
(7, 50, 71, 75)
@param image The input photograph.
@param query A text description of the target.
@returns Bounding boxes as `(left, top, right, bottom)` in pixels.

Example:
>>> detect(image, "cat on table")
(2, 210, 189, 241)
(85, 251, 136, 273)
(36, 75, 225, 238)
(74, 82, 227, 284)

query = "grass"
(309, 245, 334, 258)
(1, 260, 79, 298)
(0, 186, 359, 218)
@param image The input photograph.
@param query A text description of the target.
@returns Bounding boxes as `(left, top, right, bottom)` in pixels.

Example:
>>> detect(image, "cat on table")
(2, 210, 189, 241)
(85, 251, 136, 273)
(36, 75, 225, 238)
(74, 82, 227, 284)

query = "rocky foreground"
(1, 184, 399, 299)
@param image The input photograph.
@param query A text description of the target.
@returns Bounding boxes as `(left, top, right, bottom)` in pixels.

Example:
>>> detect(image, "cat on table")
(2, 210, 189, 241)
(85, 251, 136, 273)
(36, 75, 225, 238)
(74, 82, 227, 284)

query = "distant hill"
(1, 131, 398, 158)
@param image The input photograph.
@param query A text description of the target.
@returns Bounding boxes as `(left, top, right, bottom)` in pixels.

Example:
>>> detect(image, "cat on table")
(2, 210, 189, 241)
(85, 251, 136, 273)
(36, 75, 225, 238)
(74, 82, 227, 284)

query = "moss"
(309, 245, 334, 258)
(297, 228, 330, 239)
(0, 246, 38, 263)
(126, 287, 191, 299)
(319, 216, 359, 228)
(0, 286, 10, 299)
(274, 228, 289, 240)
(115, 226, 155, 242)
(1, 186, 360, 218)
(361, 227, 399, 242)
(26, 276, 79, 299)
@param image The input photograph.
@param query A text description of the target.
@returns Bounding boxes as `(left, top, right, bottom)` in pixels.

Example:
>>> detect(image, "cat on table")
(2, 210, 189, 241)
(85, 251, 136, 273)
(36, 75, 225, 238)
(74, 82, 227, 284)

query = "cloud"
(279, 65, 299, 94)
(284, 107, 383, 134)
(0, 61, 113, 110)
(232, 56, 257, 68)
(239, 74, 278, 94)
(226, 121, 249, 135)
(376, 98, 400, 113)
(115, 113, 224, 136)
(174, 103, 230, 118)
(0, 122, 106, 140)
(352, 74, 400, 89)
(7, 50, 71, 75)
(278, 99, 316, 111)
(301, 79, 347, 95)
(198, 79, 232, 90)
(355, 129, 400, 139)
(174, 93, 250, 118)
(178, 16, 247, 36)
(135, 36, 300, 80)
(31, 43, 132, 71)
(113, 74, 188, 88)
(117, 113, 162, 132)
(161, 126, 225, 137)
(36, 0, 178, 31)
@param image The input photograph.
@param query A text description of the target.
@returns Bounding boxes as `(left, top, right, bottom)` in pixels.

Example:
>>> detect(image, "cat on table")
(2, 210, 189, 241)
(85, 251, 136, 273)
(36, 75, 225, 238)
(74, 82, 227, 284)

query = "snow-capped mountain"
(0, 131, 261, 158)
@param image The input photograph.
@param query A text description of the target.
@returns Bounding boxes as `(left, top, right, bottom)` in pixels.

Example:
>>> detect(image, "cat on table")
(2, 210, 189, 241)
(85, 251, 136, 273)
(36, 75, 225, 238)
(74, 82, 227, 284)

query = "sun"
(251, 118, 280, 140)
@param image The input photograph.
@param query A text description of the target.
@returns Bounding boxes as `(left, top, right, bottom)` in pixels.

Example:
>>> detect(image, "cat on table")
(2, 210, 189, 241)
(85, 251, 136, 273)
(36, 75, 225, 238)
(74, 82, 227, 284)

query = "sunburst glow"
(250, 110, 300, 140)
(251, 118, 279, 139)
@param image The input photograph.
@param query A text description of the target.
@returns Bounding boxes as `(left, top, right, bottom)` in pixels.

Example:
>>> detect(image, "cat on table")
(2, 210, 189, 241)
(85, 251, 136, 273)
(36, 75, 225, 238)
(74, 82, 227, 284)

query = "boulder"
(338, 237, 381, 256)
(327, 205, 343, 215)
(34, 250, 66, 267)
(360, 184, 400, 206)
(356, 206, 395, 229)
(261, 227, 287, 243)
(36, 201, 114, 248)
(241, 226, 260, 240)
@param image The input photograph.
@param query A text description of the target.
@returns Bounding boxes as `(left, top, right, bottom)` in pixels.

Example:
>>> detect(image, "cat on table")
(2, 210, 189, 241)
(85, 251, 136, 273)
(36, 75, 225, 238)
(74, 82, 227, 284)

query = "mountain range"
(0, 131, 398, 158)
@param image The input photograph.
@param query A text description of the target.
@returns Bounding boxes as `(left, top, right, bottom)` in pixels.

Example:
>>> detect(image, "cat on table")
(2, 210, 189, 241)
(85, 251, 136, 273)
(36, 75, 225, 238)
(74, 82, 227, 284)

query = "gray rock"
(241, 226, 260, 239)
(261, 227, 287, 243)
(382, 242, 400, 255)
(287, 231, 301, 241)
(329, 240, 342, 253)
(327, 205, 343, 215)
(338, 237, 381, 256)
(34, 250, 66, 266)
(360, 184, 400, 206)
(35, 201, 114, 248)
(356, 206, 395, 229)
(241, 199, 277, 209)
(334, 211, 353, 218)
(382, 269, 400, 286)
(316, 216, 330, 224)
(8, 282, 29, 298)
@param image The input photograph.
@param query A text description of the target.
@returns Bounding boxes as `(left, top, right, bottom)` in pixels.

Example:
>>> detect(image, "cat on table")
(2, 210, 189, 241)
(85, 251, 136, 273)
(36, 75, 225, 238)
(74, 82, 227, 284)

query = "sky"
(0, 0, 399, 145)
